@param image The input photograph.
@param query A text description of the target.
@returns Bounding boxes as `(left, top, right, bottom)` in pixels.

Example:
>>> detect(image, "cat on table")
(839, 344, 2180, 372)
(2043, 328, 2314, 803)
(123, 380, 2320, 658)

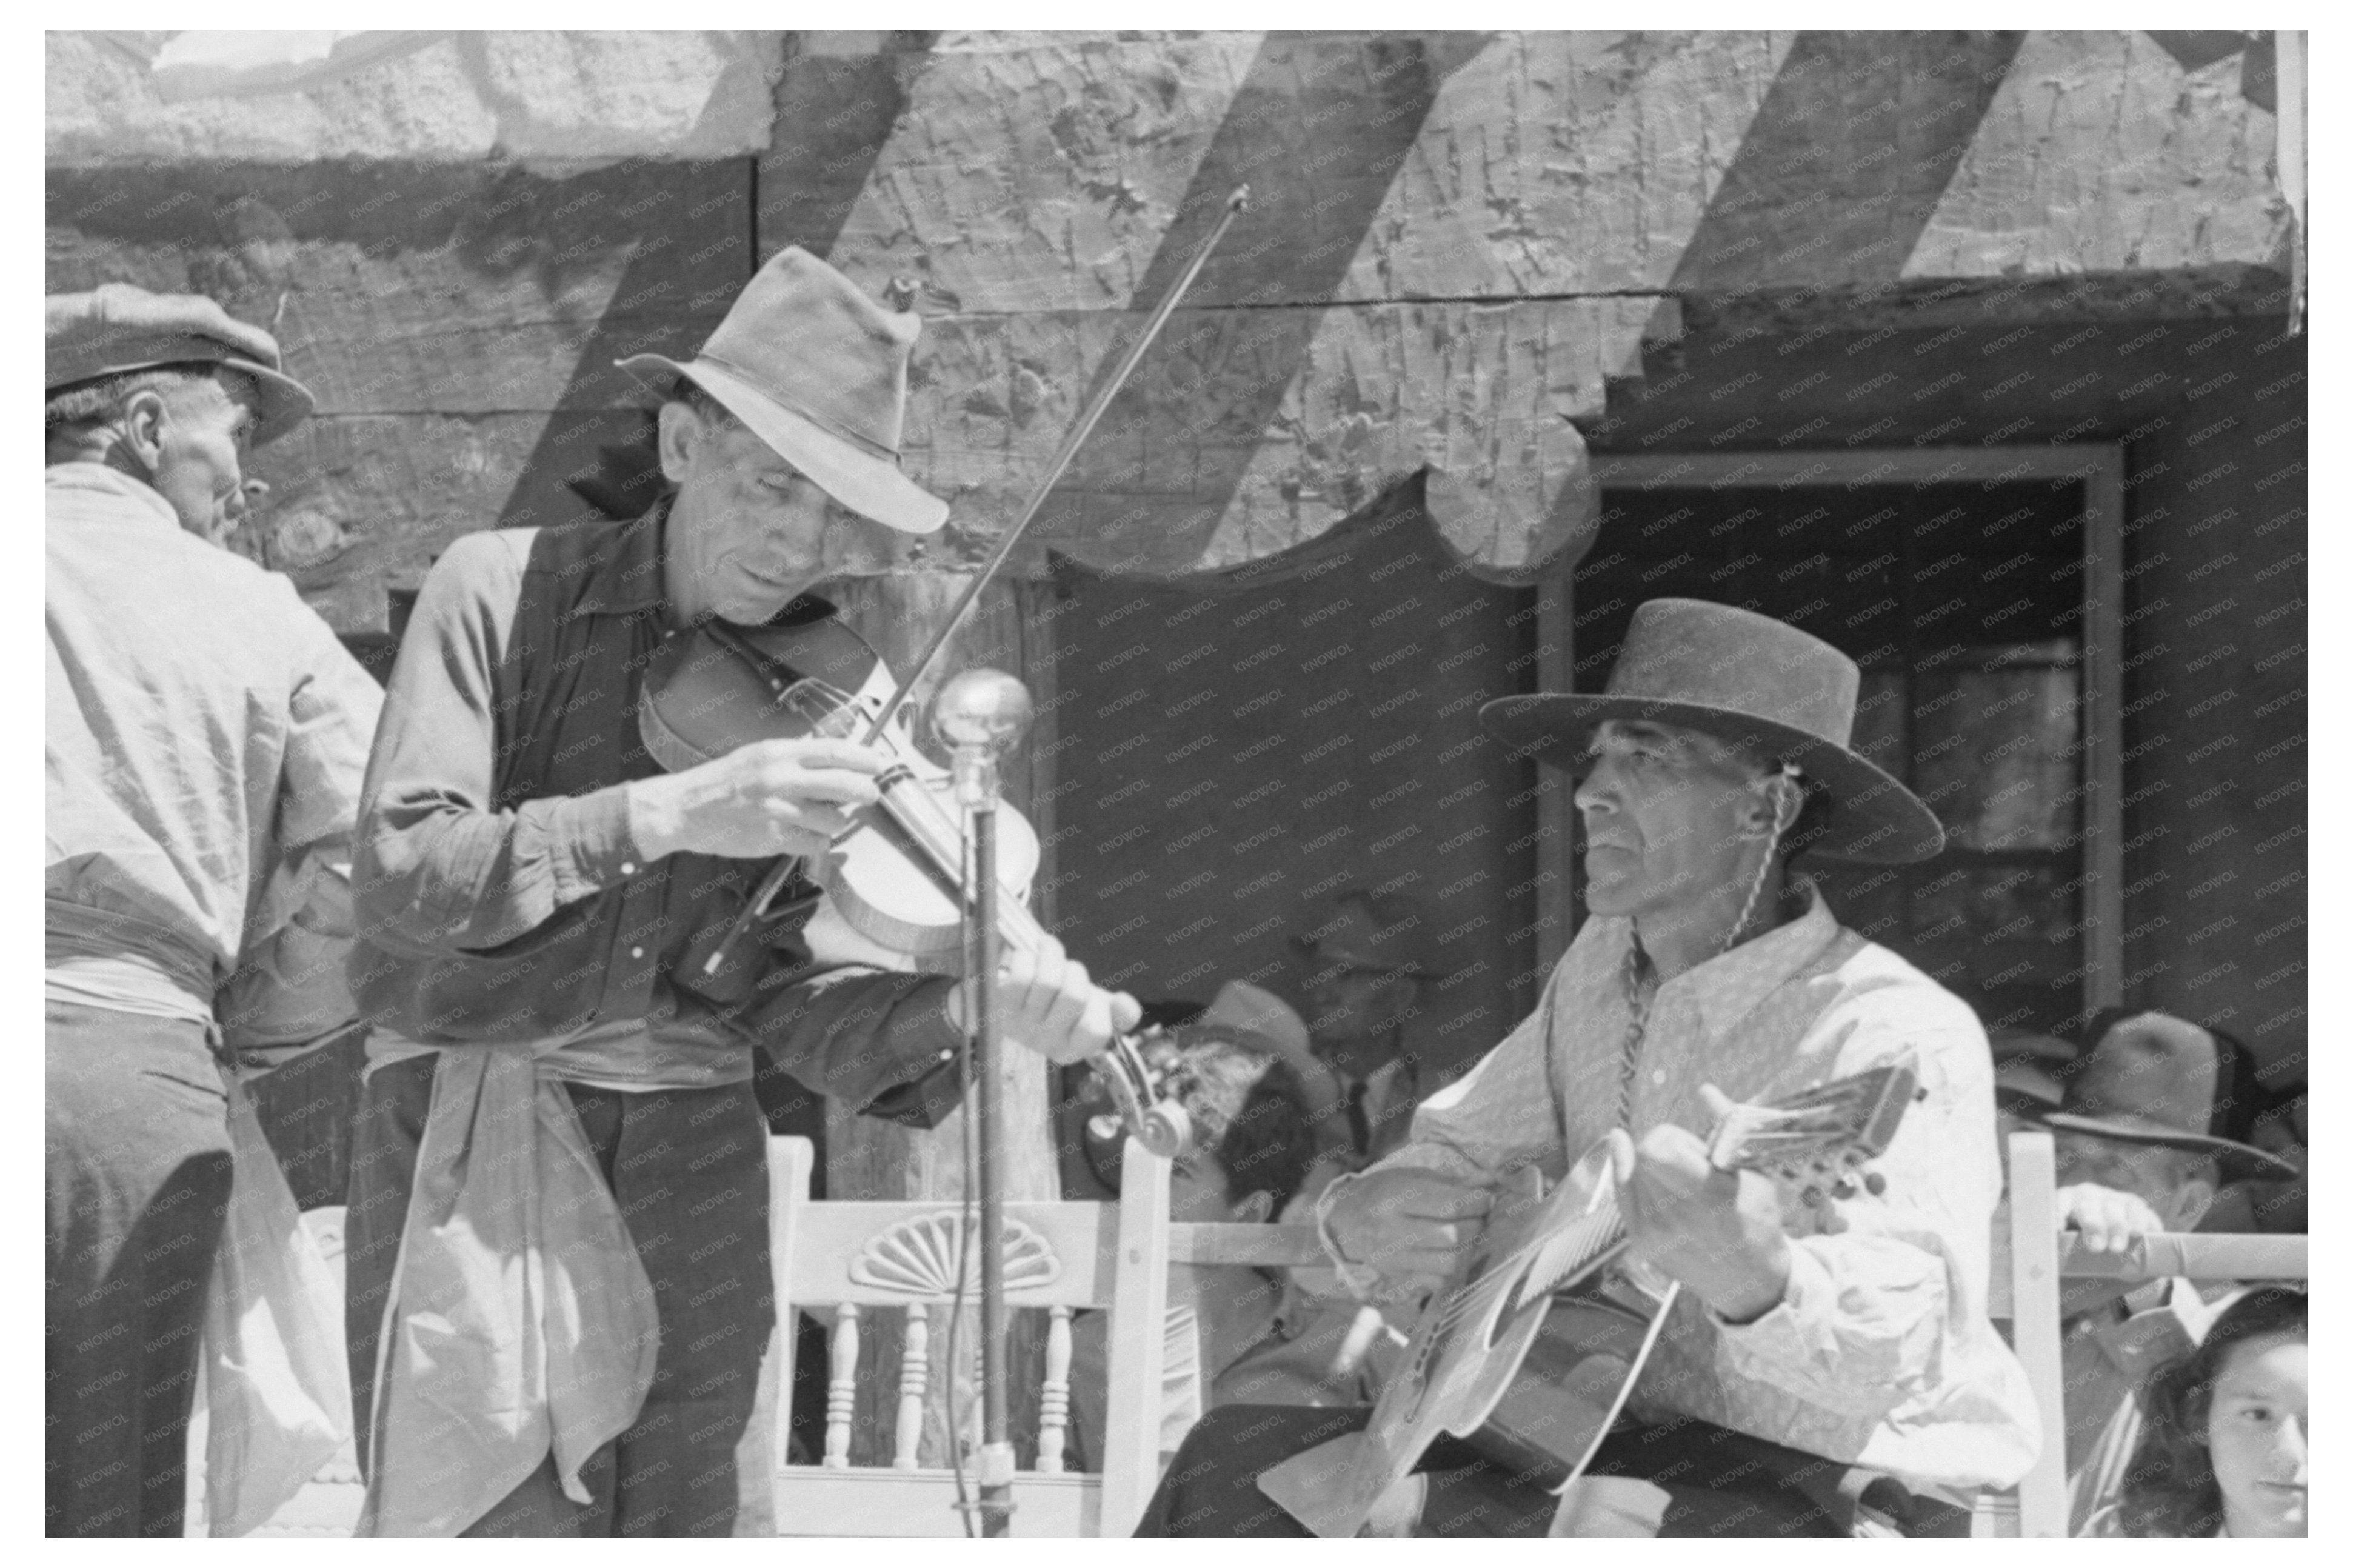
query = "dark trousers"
(45, 1001, 235, 1538)
(344, 1053, 775, 1536)
(1136, 1405, 1973, 1538)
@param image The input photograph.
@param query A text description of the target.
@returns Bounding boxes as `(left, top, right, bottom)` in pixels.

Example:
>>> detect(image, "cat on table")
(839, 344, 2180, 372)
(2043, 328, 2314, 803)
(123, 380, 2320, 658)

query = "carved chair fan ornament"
(847, 1211, 1064, 1297)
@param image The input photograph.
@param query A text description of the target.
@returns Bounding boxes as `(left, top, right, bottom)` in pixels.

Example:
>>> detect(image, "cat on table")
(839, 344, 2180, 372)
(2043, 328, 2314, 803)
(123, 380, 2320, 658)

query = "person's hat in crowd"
(2026, 1010, 2298, 1183)
(617, 247, 949, 535)
(1292, 890, 1449, 981)
(1478, 599, 1944, 864)
(45, 282, 315, 447)
(1200, 980, 1312, 1060)
(2080, 1004, 2274, 1145)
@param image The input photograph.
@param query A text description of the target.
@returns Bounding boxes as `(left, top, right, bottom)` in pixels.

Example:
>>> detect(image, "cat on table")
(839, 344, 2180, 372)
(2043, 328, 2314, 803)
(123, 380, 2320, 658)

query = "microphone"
(932, 668, 1033, 810)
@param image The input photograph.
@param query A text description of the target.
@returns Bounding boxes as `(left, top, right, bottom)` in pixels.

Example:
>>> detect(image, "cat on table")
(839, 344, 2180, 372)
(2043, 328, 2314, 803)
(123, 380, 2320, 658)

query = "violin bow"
(711, 185, 1252, 962)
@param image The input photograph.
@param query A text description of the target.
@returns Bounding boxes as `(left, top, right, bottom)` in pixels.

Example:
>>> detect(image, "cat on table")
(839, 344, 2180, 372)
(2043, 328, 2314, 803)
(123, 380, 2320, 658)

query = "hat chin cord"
(1723, 765, 1803, 958)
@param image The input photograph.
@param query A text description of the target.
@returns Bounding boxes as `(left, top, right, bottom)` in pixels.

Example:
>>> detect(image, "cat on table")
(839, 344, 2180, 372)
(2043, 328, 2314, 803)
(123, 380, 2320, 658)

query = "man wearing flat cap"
(342, 248, 1140, 1536)
(45, 284, 383, 1534)
(1141, 599, 2039, 1538)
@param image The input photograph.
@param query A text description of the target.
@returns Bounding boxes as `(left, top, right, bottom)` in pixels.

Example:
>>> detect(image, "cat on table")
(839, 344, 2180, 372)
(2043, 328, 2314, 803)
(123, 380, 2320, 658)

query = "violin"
(636, 604, 1186, 1156)
(637, 604, 1044, 965)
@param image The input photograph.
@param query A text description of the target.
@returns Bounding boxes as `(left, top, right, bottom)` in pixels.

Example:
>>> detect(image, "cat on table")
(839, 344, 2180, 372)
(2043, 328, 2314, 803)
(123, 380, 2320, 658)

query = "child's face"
(1169, 1153, 1240, 1223)
(2206, 1331, 2308, 1538)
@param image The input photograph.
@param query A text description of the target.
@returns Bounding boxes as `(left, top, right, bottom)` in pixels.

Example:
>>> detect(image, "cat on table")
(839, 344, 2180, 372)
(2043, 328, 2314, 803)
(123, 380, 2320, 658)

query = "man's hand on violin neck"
(627, 737, 884, 862)
(947, 935, 1143, 1065)
(1324, 1168, 1494, 1296)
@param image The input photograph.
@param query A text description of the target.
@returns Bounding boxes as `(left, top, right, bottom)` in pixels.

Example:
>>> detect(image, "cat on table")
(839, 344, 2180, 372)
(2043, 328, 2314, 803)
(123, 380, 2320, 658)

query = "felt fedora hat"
(617, 247, 948, 535)
(1200, 979, 1313, 1061)
(46, 282, 315, 447)
(1479, 598, 1944, 864)
(1290, 890, 1450, 980)
(2029, 1011, 2299, 1183)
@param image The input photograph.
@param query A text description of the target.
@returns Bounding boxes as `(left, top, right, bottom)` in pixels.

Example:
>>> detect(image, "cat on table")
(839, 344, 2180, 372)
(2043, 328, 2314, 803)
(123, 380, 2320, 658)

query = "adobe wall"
(48, 30, 2292, 624)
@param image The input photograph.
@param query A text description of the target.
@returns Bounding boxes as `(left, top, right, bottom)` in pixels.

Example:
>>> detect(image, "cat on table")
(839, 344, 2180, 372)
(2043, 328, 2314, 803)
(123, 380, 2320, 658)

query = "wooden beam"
(2080, 451, 2126, 1015)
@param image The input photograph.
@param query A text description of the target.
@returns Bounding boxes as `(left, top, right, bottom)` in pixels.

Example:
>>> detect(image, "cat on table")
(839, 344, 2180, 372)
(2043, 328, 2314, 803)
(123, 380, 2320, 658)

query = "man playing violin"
(344, 249, 1139, 1537)
(1138, 601, 2041, 1537)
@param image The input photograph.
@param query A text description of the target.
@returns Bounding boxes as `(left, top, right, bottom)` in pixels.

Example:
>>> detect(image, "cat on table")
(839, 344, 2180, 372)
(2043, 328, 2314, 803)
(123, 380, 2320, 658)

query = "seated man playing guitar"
(1136, 600, 2042, 1538)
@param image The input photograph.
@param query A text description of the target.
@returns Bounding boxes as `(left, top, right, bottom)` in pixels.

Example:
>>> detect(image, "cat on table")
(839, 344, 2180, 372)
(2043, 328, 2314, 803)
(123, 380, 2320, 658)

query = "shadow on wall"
(1051, 473, 1543, 1086)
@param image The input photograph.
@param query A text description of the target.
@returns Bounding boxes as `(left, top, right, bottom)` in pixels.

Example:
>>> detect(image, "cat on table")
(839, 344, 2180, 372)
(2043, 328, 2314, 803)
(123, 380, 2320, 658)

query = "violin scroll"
(1093, 1032, 1193, 1160)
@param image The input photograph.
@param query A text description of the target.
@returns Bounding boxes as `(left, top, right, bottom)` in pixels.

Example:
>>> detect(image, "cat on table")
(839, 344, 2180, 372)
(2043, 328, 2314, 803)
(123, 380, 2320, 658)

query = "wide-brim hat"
(46, 282, 314, 447)
(1290, 890, 1450, 980)
(617, 247, 947, 535)
(2021, 1010, 2301, 1183)
(2028, 1109, 2299, 1184)
(1478, 598, 1944, 864)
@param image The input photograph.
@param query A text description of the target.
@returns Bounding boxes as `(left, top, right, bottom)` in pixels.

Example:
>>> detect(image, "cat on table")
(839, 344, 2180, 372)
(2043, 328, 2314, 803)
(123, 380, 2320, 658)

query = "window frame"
(1530, 446, 2126, 1020)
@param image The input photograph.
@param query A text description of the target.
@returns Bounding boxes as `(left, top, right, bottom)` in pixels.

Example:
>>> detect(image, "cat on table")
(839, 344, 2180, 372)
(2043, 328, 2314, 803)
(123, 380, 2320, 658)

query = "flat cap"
(46, 282, 314, 447)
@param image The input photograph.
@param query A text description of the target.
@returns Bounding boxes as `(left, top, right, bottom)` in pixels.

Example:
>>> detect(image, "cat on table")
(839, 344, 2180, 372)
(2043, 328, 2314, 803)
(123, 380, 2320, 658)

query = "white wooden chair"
(749, 1133, 1179, 1536)
(1974, 1129, 2310, 1537)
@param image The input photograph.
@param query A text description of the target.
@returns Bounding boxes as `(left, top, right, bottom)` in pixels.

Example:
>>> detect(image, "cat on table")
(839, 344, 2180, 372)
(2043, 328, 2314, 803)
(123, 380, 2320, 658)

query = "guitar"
(1257, 1064, 1923, 1538)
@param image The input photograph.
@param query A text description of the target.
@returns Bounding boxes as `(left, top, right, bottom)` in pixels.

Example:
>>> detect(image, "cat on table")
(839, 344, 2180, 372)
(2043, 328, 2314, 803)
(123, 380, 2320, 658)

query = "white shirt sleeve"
(1711, 980, 2003, 1418)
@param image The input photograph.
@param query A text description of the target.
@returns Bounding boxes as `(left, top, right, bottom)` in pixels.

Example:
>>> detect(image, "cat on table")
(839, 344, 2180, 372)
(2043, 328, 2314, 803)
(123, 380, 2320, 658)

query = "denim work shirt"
(1316, 885, 2043, 1492)
(46, 462, 380, 1039)
(348, 502, 962, 1113)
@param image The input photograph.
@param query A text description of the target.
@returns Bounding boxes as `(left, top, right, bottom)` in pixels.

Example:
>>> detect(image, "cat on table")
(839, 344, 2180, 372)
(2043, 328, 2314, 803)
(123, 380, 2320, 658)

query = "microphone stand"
(935, 670, 1032, 1538)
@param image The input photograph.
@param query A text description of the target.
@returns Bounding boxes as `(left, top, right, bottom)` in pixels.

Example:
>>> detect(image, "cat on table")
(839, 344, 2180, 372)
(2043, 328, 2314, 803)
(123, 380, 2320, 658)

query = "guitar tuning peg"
(1863, 1170, 1887, 1198)
(1830, 1178, 1857, 1201)
(1914, 1087, 1929, 1102)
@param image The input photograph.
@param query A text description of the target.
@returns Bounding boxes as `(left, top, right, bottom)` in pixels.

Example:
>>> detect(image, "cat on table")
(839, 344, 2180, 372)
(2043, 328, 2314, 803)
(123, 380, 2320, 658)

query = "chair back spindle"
(1038, 1306, 1073, 1475)
(824, 1303, 861, 1470)
(893, 1304, 929, 1470)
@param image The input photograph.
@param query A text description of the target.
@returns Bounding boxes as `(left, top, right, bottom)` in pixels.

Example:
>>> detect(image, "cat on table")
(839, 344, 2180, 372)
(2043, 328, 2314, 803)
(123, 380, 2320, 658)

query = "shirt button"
(1651, 1069, 1667, 1086)
(620, 861, 637, 876)
(939, 1049, 955, 1063)
(630, 946, 645, 960)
